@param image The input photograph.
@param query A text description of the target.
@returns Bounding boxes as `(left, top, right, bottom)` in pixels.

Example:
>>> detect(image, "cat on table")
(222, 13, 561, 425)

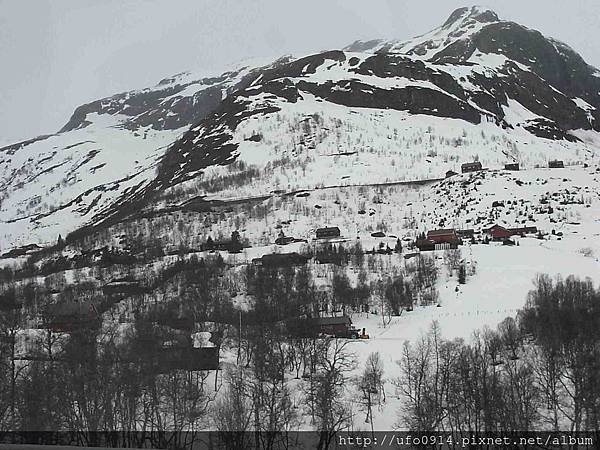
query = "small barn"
(549, 160, 564, 168)
(445, 170, 458, 178)
(461, 161, 483, 173)
(505, 163, 520, 171)
(316, 227, 341, 239)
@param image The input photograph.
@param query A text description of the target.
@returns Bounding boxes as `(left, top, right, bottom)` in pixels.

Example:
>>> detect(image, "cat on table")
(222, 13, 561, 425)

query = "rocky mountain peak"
(442, 6, 499, 28)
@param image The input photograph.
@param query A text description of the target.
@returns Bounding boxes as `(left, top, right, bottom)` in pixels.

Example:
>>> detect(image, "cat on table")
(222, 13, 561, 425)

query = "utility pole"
(237, 310, 242, 366)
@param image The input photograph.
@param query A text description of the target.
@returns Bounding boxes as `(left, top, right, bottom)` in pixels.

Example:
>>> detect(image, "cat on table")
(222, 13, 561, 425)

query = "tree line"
(396, 275, 600, 435)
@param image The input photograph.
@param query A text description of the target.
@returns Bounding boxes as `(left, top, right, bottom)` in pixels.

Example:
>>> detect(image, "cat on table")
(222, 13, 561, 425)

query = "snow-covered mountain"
(2, 5, 600, 251)
(0, 64, 267, 250)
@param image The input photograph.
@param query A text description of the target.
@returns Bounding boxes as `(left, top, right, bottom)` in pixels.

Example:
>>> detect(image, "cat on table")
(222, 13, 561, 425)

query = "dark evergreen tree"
(458, 264, 467, 284)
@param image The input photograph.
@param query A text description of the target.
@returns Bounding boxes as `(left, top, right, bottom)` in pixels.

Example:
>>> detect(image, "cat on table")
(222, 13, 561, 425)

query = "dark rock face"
(525, 118, 580, 142)
(148, 52, 346, 189)
(352, 54, 467, 100)
(432, 21, 600, 117)
(473, 24, 600, 105)
(297, 80, 483, 124)
(260, 51, 346, 81)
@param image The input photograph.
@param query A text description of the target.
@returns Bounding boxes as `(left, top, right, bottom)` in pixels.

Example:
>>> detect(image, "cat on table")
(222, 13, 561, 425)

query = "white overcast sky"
(1, 0, 599, 144)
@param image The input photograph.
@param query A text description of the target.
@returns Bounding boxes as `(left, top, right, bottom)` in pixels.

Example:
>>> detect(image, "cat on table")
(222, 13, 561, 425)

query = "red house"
(427, 229, 460, 245)
(484, 225, 513, 241)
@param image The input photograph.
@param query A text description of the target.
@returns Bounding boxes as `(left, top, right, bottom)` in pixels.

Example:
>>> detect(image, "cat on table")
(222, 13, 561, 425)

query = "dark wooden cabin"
(549, 160, 564, 168)
(315, 316, 356, 338)
(253, 252, 309, 267)
(461, 161, 483, 173)
(316, 227, 341, 239)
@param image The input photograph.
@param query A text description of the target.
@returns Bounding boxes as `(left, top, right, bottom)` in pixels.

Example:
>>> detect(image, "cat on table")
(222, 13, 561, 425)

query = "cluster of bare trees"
(213, 335, 357, 450)
(395, 275, 600, 435)
(0, 322, 215, 448)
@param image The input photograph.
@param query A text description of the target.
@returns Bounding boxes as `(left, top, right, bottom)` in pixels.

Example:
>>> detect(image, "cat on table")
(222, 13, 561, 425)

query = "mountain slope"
(149, 6, 600, 199)
(1, 6, 600, 252)
(0, 64, 267, 251)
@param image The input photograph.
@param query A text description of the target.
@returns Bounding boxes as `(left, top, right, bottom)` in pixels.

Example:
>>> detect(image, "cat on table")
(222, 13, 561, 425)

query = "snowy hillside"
(2, 5, 600, 438)
(2, 6, 600, 253)
(0, 65, 262, 251)
(147, 5, 600, 216)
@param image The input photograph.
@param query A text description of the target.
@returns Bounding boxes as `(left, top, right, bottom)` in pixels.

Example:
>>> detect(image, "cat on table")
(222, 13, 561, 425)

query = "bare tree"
(214, 367, 253, 449)
(303, 338, 356, 450)
(443, 248, 462, 277)
(356, 352, 385, 434)
(394, 322, 451, 431)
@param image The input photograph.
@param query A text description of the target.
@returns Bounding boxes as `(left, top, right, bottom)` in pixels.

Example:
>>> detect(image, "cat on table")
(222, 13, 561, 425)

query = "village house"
(314, 316, 359, 338)
(461, 161, 483, 173)
(484, 225, 538, 241)
(485, 225, 513, 241)
(426, 229, 461, 249)
(505, 163, 520, 171)
(549, 160, 564, 168)
(252, 252, 309, 267)
(415, 229, 461, 252)
(316, 226, 341, 239)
